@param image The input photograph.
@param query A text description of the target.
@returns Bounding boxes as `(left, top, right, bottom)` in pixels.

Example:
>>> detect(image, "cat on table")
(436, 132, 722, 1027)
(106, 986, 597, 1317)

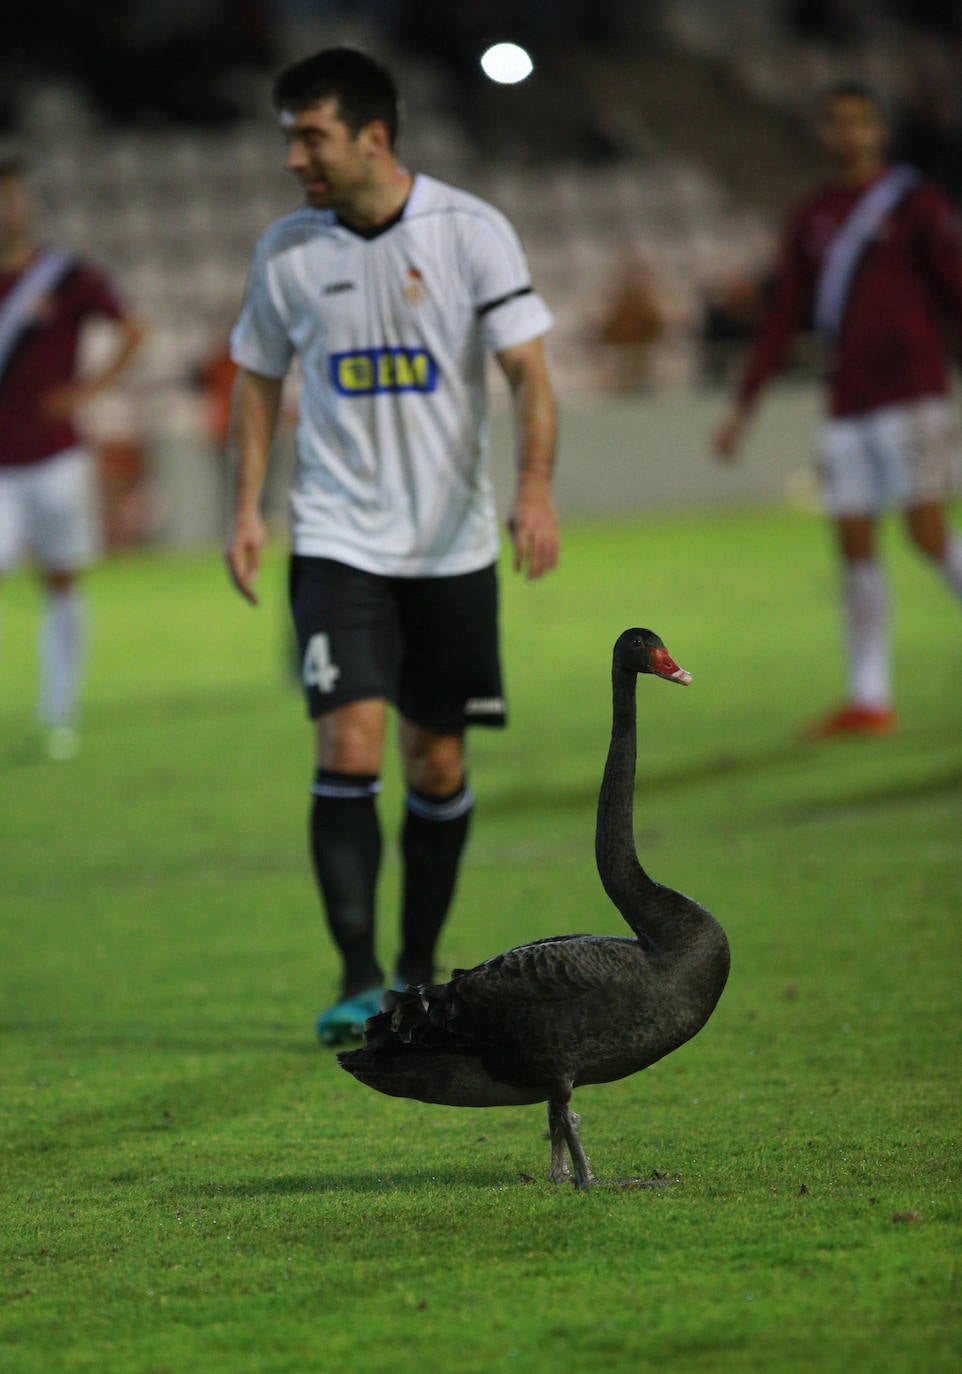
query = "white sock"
(937, 533, 962, 601)
(37, 587, 88, 728)
(842, 560, 891, 709)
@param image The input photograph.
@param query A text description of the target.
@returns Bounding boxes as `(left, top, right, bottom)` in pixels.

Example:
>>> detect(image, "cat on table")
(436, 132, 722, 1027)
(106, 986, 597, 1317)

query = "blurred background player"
(224, 49, 560, 1043)
(0, 156, 145, 759)
(712, 82, 962, 737)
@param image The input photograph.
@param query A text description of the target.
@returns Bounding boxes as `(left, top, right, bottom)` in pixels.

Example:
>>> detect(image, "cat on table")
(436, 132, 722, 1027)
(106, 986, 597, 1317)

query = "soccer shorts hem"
(817, 396, 961, 517)
(0, 446, 100, 573)
(289, 555, 507, 729)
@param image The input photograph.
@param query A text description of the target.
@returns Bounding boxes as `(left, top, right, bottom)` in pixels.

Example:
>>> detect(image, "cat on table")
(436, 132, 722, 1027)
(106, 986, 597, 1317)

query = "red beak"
(649, 646, 692, 685)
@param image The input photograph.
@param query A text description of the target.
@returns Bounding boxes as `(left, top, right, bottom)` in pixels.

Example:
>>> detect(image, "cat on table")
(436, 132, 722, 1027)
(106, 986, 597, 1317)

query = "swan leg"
(546, 1097, 598, 1188)
(546, 1100, 572, 1183)
(560, 1107, 598, 1189)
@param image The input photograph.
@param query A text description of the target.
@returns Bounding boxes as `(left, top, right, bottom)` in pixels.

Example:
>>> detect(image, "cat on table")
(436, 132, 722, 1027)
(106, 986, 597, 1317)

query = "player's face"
(0, 174, 35, 245)
(281, 98, 377, 211)
(819, 95, 887, 168)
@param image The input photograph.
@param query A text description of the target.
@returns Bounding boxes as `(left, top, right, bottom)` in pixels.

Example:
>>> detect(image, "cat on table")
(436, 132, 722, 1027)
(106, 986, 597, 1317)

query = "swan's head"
(614, 628, 692, 685)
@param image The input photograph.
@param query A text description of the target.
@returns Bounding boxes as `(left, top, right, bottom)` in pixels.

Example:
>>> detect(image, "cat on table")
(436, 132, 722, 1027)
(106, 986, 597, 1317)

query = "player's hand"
(712, 406, 750, 463)
(507, 487, 560, 581)
(224, 508, 266, 605)
(40, 381, 94, 420)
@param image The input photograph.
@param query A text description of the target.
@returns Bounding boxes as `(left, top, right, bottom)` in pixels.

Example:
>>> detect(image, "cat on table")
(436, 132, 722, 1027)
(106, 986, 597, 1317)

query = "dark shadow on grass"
(2, 1049, 328, 1162)
(0, 1020, 320, 1057)
(766, 761, 962, 824)
(483, 740, 811, 818)
(82, 683, 288, 732)
(0, 684, 286, 769)
(192, 1166, 522, 1196)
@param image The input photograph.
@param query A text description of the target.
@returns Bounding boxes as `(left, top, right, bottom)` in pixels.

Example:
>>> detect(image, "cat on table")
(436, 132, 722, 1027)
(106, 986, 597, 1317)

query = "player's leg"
(32, 449, 98, 758)
(808, 415, 896, 737)
(836, 514, 895, 713)
(311, 699, 389, 1001)
(36, 567, 86, 756)
(904, 502, 962, 599)
(0, 465, 29, 661)
(897, 398, 962, 597)
(289, 555, 399, 1042)
(394, 564, 505, 985)
(396, 720, 473, 988)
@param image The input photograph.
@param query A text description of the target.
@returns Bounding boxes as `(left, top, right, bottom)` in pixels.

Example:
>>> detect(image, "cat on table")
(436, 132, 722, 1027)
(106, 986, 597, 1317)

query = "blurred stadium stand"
(3, 1, 959, 543)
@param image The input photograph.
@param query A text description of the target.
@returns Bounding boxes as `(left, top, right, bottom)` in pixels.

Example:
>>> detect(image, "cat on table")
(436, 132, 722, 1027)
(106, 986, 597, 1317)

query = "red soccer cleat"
(803, 702, 898, 740)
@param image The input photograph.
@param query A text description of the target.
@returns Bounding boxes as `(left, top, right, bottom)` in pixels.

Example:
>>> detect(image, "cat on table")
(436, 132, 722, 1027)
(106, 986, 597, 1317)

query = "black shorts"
(289, 555, 506, 730)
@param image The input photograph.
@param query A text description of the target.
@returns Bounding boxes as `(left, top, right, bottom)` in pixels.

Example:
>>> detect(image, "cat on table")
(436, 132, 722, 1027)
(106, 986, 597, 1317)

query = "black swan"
(338, 628, 730, 1187)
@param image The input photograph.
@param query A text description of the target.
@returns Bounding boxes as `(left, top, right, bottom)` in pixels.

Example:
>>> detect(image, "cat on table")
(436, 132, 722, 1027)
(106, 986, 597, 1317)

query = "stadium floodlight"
(480, 43, 534, 85)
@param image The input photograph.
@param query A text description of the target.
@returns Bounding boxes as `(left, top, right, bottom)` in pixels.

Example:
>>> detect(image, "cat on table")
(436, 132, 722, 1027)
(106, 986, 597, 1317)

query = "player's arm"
(224, 367, 283, 606)
(43, 312, 147, 419)
(84, 313, 146, 394)
(912, 185, 962, 327)
(496, 335, 560, 581)
(712, 214, 810, 463)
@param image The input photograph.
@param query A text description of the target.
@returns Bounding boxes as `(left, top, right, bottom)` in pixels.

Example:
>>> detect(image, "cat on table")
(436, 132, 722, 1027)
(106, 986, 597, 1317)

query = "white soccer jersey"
(230, 173, 553, 576)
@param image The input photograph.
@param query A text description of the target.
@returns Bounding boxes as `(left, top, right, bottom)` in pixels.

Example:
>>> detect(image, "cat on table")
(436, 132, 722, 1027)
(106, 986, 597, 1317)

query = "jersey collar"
(335, 174, 419, 241)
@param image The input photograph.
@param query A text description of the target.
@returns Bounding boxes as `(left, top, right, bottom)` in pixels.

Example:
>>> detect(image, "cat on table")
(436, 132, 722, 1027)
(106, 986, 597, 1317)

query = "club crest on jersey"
(331, 347, 438, 395)
(403, 266, 425, 304)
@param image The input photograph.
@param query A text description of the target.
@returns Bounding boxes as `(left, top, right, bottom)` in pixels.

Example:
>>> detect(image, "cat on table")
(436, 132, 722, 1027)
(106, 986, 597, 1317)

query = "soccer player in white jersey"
(225, 48, 560, 1043)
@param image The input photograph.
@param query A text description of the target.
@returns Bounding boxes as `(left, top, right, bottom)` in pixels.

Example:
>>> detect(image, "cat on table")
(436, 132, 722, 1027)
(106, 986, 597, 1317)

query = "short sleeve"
(463, 208, 554, 353)
(909, 183, 962, 325)
(230, 237, 294, 379)
(69, 263, 127, 321)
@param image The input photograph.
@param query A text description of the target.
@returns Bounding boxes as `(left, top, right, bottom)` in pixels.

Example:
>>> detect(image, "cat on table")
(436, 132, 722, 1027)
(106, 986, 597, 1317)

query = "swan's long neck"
(596, 660, 707, 954)
(595, 665, 658, 938)
(596, 655, 729, 985)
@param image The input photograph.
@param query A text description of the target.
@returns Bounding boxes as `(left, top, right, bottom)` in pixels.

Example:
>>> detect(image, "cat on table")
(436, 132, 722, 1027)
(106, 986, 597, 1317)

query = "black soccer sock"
(310, 769, 384, 998)
(396, 779, 474, 987)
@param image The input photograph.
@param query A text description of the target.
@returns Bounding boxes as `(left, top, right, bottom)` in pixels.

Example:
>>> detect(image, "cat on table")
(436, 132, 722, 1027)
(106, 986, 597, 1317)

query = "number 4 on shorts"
(303, 633, 341, 693)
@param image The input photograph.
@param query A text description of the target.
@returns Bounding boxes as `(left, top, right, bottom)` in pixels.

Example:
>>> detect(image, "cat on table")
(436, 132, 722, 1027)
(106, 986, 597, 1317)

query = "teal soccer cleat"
(315, 987, 385, 1046)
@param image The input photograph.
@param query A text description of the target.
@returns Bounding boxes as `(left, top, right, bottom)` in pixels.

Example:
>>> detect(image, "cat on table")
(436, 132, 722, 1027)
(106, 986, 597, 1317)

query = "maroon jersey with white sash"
(0, 252, 126, 468)
(738, 171, 962, 418)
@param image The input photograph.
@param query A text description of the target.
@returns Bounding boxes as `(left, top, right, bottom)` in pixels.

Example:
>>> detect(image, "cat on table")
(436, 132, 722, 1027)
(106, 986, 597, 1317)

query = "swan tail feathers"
(338, 1042, 545, 1108)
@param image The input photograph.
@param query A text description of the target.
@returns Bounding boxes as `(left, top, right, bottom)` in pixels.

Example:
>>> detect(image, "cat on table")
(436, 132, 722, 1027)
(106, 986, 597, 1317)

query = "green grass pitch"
(1, 506, 960, 1373)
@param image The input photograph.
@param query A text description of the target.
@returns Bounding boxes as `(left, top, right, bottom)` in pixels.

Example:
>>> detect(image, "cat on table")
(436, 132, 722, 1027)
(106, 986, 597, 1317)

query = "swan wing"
(353, 935, 650, 1092)
(457, 933, 643, 1006)
(364, 935, 641, 1048)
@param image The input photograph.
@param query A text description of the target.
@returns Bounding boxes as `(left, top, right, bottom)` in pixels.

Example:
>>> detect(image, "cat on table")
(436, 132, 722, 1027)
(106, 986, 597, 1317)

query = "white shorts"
(817, 397, 961, 517)
(0, 446, 100, 574)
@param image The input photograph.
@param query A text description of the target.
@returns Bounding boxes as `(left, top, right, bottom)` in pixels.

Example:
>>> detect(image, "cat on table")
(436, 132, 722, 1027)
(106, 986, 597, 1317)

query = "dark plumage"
(339, 628, 731, 1187)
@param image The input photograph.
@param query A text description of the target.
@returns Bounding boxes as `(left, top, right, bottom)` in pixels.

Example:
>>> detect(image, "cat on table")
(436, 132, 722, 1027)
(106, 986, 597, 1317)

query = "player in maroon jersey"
(713, 83, 962, 736)
(0, 157, 145, 758)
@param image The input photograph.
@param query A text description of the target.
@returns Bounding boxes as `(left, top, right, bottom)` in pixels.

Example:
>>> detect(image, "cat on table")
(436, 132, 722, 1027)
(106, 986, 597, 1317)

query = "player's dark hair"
(273, 48, 400, 148)
(823, 80, 889, 123)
